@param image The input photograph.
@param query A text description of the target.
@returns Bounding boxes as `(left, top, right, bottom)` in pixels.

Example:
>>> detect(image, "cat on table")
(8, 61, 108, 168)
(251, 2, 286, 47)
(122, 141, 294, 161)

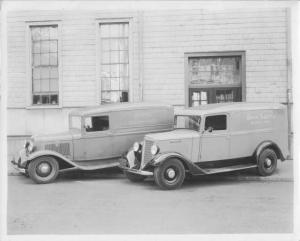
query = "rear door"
(200, 114, 230, 162)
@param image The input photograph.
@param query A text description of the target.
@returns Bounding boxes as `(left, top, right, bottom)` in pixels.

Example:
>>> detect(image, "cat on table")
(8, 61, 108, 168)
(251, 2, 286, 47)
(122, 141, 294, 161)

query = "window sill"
(26, 105, 63, 110)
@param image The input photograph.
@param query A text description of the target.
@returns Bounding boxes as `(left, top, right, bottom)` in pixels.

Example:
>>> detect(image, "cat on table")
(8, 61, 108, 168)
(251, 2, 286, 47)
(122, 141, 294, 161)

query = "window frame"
(69, 115, 83, 131)
(174, 115, 201, 132)
(204, 114, 228, 132)
(26, 21, 62, 109)
(96, 18, 133, 105)
(83, 114, 111, 134)
(184, 51, 246, 108)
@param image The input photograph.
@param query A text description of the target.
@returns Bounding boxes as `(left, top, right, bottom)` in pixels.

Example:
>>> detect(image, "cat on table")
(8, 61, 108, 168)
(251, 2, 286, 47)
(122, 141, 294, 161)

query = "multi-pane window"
(189, 57, 241, 86)
(31, 25, 59, 105)
(99, 22, 129, 103)
(187, 53, 244, 107)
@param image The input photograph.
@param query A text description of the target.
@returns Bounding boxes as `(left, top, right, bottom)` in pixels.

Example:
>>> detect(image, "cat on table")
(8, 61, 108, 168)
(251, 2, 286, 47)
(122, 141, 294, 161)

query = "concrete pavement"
(7, 174, 293, 234)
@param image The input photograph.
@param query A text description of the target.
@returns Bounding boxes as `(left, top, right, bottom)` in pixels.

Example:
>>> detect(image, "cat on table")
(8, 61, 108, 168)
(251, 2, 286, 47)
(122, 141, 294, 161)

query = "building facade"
(6, 8, 292, 158)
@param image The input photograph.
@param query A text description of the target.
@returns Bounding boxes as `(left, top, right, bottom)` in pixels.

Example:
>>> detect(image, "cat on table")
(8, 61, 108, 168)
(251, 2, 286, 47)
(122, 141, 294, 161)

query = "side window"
(205, 115, 227, 131)
(84, 116, 109, 132)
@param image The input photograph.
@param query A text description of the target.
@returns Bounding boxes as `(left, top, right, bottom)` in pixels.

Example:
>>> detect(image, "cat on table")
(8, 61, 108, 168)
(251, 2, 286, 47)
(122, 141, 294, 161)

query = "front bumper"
(11, 149, 28, 174)
(11, 159, 27, 174)
(121, 166, 154, 177)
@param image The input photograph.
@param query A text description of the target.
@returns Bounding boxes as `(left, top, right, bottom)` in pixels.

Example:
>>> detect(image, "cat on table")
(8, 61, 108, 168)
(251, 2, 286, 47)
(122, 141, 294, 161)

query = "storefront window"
(189, 57, 241, 86)
(186, 52, 245, 107)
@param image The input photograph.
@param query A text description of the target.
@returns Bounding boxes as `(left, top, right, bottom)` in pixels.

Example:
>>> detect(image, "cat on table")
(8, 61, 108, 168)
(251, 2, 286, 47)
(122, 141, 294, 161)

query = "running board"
(202, 164, 257, 175)
(70, 159, 121, 171)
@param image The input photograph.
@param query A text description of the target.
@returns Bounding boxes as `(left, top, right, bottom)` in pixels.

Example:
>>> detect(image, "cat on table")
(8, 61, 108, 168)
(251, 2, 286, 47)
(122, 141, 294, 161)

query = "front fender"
(151, 152, 188, 166)
(150, 152, 207, 175)
(124, 149, 136, 168)
(27, 150, 75, 169)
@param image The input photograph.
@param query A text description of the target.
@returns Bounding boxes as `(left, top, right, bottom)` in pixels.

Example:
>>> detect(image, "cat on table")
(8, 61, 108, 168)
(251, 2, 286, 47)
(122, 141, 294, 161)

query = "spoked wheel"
(28, 156, 59, 184)
(257, 148, 278, 176)
(154, 158, 185, 190)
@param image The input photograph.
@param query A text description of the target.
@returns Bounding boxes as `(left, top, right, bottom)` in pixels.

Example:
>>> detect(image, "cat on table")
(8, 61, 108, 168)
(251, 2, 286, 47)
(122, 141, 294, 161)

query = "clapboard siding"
(6, 8, 289, 135)
(7, 10, 141, 109)
(142, 8, 288, 104)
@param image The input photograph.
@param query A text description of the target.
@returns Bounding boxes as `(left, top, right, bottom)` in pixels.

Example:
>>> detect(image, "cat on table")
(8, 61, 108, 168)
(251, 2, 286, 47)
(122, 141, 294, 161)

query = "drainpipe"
(286, 8, 293, 159)
(138, 11, 144, 101)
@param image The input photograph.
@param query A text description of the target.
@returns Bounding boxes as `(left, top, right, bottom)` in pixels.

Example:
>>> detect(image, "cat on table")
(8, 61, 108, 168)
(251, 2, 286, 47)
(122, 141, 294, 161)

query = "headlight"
(150, 144, 159, 155)
(24, 140, 34, 153)
(133, 142, 141, 152)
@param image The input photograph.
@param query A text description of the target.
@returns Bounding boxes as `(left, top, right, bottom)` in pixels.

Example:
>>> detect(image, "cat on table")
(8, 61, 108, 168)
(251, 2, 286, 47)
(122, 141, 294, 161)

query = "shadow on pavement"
(12, 165, 289, 187)
(57, 167, 124, 182)
(123, 169, 262, 191)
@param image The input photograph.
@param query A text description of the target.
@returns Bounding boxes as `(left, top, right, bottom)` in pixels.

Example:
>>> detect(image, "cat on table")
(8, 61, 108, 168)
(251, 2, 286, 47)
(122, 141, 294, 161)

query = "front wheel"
(257, 148, 277, 176)
(154, 158, 185, 190)
(28, 156, 59, 184)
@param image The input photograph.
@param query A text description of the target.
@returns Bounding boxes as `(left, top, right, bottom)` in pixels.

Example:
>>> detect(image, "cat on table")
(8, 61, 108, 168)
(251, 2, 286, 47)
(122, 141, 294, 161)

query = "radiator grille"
(45, 143, 70, 156)
(141, 140, 153, 168)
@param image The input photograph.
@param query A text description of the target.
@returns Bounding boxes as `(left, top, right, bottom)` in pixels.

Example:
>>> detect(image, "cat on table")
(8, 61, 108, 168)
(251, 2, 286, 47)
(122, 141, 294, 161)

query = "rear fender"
(254, 141, 284, 162)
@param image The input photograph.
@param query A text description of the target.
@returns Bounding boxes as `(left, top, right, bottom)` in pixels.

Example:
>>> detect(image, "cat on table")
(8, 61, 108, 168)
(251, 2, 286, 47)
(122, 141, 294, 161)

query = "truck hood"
(145, 129, 199, 141)
(32, 129, 81, 143)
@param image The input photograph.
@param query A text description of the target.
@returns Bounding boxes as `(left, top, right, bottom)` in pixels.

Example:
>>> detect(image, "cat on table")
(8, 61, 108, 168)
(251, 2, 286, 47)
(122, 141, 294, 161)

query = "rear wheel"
(28, 156, 59, 184)
(124, 171, 146, 182)
(257, 148, 277, 176)
(154, 158, 185, 190)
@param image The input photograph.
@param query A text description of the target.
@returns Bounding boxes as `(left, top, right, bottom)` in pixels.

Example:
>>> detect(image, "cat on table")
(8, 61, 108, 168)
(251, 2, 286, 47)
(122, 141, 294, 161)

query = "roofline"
(69, 102, 173, 116)
(175, 102, 286, 115)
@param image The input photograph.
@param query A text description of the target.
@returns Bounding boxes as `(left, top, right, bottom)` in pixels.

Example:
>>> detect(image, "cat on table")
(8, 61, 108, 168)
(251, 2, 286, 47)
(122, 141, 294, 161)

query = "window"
(70, 116, 81, 130)
(205, 115, 227, 131)
(175, 115, 201, 131)
(84, 116, 109, 132)
(30, 25, 59, 105)
(186, 52, 245, 107)
(99, 22, 129, 103)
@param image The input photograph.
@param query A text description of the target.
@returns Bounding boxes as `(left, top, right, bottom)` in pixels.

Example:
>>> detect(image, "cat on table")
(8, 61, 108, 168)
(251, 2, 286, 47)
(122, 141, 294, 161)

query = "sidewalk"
(7, 159, 294, 182)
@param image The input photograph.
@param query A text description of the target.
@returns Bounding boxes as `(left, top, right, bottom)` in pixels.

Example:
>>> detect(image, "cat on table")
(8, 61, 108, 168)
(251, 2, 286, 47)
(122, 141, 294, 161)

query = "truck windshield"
(174, 115, 201, 131)
(70, 115, 81, 130)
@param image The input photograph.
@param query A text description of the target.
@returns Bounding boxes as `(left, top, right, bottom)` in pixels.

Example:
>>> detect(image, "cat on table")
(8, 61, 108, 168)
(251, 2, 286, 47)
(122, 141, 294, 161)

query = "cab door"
(200, 114, 230, 162)
(73, 114, 113, 161)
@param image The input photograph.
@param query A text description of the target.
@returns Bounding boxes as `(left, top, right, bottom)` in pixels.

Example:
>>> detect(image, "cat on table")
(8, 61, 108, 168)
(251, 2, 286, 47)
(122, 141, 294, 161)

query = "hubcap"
(265, 158, 272, 167)
(166, 168, 176, 179)
(36, 162, 52, 177)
